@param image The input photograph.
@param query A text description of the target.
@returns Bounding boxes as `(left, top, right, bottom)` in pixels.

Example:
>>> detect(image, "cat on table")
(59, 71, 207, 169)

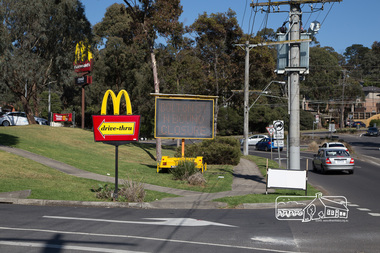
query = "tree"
(301, 46, 342, 112)
(190, 9, 243, 133)
(122, 0, 183, 161)
(0, 0, 91, 123)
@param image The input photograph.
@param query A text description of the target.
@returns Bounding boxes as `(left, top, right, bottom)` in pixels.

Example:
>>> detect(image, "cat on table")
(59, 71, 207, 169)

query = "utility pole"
(235, 41, 254, 156)
(251, 0, 342, 170)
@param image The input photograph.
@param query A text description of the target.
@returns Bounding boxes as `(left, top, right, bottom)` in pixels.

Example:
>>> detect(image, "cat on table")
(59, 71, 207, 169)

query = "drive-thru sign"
(93, 90, 140, 143)
(92, 89, 140, 200)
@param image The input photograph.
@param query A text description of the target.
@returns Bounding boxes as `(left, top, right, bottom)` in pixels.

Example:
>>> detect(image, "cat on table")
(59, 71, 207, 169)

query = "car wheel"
(312, 161, 317, 171)
(265, 146, 269, 152)
(2, 120, 10, 126)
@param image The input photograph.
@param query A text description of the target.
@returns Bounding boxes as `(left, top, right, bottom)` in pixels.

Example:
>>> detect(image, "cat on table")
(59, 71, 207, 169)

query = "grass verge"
(213, 155, 320, 208)
(0, 150, 176, 202)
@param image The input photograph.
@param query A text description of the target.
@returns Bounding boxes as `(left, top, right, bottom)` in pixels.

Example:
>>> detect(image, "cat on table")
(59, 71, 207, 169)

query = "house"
(303, 193, 348, 222)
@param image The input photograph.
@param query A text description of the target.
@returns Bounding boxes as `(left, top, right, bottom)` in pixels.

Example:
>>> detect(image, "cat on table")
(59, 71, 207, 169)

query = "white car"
(0, 112, 48, 126)
(320, 142, 348, 152)
(241, 134, 269, 146)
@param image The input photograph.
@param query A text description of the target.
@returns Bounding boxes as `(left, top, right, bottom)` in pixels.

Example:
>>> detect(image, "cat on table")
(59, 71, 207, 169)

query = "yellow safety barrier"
(157, 156, 207, 173)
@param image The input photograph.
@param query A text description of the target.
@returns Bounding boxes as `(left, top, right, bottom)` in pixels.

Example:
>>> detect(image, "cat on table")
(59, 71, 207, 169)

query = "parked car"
(240, 134, 268, 145)
(0, 112, 48, 126)
(365, 127, 379, 136)
(320, 142, 348, 151)
(255, 137, 283, 151)
(312, 148, 354, 174)
(351, 121, 366, 128)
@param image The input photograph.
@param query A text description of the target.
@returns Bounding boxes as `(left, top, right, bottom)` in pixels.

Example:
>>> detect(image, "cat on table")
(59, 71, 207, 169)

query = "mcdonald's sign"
(73, 41, 93, 73)
(92, 90, 140, 143)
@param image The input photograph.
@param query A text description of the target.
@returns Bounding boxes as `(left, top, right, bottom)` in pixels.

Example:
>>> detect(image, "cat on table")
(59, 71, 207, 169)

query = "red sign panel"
(73, 59, 93, 73)
(53, 113, 72, 122)
(92, 115, 140, 142)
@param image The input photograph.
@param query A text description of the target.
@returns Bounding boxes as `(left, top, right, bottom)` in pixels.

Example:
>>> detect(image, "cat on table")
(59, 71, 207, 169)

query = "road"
(250, 132, 380, 221)
(0, 204, 379, 253)
(1, 133, 379, 252)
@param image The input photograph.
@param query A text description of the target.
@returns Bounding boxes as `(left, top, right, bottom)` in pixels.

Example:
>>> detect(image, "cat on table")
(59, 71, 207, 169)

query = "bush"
(369, 119, 380, 127)
(175, 137, 241, 165)
(92, 179, 146, 202)
(169, 160, 198, 181)
(188, 172, 206, 186)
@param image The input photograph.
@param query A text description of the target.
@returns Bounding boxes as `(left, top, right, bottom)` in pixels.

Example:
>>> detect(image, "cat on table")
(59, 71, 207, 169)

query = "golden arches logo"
(75, 41, 93, 64)
(101, 90, 132, 115)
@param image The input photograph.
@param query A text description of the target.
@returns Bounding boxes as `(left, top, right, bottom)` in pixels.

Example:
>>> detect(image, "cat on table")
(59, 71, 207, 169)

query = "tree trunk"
(20, 95, 36, 124)
(151, 49, 162, 162)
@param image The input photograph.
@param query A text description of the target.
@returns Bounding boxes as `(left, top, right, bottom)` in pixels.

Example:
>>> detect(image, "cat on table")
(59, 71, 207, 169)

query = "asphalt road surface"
(1, 133, 379, 252)
(0, 204, 379, 253)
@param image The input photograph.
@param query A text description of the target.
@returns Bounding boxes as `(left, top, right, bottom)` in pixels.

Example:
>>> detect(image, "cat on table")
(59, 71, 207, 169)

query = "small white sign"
(273, 120, 284, 139)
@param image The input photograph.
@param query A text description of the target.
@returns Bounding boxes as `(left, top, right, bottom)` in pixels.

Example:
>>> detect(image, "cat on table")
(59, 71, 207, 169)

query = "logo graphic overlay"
(275, 193, 349, 222)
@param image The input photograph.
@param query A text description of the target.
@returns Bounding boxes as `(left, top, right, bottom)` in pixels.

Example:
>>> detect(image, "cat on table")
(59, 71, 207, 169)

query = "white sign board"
(273, 140, 284, 148)
(267, 168, 307, 190)
(273, 120, 284, 139)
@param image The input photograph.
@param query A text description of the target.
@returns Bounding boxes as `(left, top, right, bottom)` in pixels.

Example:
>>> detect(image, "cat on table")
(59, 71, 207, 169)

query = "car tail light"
(350, 158, 354, 164)
(326, 158, 332, 164)
(268, 141, 271, 145)
(163, 162, 167, 166)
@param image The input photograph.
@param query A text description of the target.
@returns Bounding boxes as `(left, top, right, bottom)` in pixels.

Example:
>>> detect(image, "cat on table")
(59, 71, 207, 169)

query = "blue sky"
(82, 0, 379, 54)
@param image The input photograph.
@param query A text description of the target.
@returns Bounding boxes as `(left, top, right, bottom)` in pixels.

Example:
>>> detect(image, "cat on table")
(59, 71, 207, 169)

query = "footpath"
(0, 145, 274, 209)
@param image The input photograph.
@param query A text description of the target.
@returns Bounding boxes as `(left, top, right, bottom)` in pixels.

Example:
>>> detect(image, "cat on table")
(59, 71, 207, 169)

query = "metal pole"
(114, 145, 119, 201)
(48, 84, 51, 124)
(243, 41, 250, 156)
(81, 85, 85, 129)
(288, 4, 301, 170)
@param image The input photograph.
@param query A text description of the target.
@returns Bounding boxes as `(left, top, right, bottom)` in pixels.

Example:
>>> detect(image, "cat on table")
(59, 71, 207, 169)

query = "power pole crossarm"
(251, 0, 342, 7)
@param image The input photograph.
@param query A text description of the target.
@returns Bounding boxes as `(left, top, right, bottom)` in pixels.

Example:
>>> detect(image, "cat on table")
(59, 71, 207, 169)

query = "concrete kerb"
(0, 145, 273, 209)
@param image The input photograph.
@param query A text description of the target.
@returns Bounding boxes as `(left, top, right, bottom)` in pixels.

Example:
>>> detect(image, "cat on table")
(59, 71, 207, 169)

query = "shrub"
(92, 179, 146, 202)
(175, 137, 241, 165)
(188, 172, 206, 186)
(170, 160, 198, 181)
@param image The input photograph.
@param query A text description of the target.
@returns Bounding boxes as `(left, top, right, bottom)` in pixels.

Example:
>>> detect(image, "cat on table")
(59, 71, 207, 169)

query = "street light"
(243, 80, 286, 156)
(47, 81, 57, 124)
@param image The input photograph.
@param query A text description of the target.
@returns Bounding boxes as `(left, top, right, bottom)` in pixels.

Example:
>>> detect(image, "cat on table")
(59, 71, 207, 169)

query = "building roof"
(362, 86, 380, 93)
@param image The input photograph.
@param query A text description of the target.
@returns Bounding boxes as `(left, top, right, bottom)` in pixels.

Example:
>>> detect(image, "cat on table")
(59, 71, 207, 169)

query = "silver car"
(312, 148, 354, 174)
(240, 134, 269, 146)
(0, 112, 48, 126)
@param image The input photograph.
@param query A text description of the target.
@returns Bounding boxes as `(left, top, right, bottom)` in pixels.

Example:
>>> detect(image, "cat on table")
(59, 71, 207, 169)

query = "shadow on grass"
(131, 143, 157, 161)
(0, 133, 19, 146)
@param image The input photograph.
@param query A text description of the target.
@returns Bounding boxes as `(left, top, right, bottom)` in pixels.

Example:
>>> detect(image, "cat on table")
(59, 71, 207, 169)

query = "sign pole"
(114, 144, 119, 201)
(181, 139, 185, 158)
(81, 85, 85, 129)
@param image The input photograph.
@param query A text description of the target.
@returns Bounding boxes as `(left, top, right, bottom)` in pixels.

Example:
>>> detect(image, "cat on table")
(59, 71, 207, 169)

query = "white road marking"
(357, 208, 371, 211)
(0, 226, 307, 253)
(43, 216, 236, 227)
(251, 236, 297, 245)
(347, 203, 359, 207)
(0, 240, 148, 253)
(368, 213, 380, 217)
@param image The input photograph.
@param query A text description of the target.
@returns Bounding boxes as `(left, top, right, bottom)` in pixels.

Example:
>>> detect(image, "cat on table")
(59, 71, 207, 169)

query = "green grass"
(0, 125, 233, 194)
(0, 125, 319, 205)
(0, 150, 175, 202)
(213, 155, 320, 208)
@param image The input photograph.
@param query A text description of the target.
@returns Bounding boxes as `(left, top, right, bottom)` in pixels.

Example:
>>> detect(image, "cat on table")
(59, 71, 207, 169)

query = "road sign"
(266, 126, 275, 136)
(273, 120, 284, 139)
(92, 115, 140, 142)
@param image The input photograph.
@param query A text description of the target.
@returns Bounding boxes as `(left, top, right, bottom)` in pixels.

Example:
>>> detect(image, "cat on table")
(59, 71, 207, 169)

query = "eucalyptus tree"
(0, 0, 91, 123)
(92, 3, 154, 137)
(190, 9, 243, 132)
(122, 0, 183, 161)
